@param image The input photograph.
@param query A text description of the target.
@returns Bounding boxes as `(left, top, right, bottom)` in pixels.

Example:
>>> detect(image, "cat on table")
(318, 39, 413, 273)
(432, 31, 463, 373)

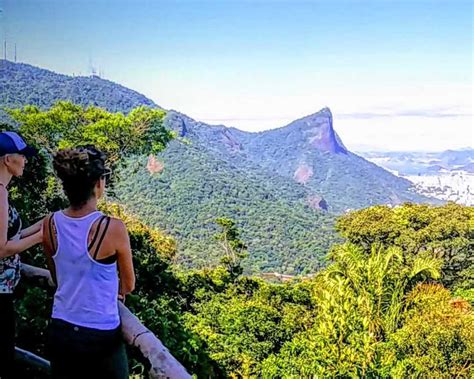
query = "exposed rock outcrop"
(307, 195, 329, 211)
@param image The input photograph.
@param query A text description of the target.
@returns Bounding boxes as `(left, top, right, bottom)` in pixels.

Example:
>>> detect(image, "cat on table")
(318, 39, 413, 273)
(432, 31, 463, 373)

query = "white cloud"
(334, 114, 473, 152)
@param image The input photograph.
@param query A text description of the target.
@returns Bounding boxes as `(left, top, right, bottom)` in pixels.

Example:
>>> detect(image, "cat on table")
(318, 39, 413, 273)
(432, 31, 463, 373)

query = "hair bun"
(53, 146, 106, 182)
(53, 146, 107, 207)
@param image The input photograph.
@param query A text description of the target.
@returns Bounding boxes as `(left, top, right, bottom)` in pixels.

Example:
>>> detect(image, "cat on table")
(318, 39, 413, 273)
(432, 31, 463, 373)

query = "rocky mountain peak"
(285, 108, 347, 154)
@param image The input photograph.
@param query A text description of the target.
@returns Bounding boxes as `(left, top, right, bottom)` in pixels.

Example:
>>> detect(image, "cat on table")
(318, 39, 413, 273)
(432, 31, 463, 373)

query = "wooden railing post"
(14, 347, 50, 372)
(119, 303, 191, 378)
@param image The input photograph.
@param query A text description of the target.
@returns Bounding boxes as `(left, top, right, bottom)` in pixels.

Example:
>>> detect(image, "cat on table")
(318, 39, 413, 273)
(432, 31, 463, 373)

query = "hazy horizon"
(1, 0, 472, 152)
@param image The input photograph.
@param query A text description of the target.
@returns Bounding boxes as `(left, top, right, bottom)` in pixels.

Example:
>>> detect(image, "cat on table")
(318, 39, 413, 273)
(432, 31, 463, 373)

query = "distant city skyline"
(1, 0, 472, 151)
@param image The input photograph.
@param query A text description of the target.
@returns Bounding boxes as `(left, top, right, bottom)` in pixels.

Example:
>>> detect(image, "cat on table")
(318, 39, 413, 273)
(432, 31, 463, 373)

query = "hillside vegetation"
(3, 102, 472, 378)
(0, 60, 156, 118)
(115, 147, 337, 274)
(163, 109, 432, 213)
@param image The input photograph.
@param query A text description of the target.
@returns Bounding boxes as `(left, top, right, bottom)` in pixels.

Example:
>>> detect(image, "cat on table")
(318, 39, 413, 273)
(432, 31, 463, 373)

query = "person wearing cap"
(0, 131, 43, 378)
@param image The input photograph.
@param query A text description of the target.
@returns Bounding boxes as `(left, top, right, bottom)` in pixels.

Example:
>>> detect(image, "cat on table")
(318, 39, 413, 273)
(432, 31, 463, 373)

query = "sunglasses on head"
(101, 167, 112, 182)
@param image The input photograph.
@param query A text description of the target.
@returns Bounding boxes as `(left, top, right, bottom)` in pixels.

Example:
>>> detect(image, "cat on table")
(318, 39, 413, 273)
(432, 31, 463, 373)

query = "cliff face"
(278, 107, 347, 154)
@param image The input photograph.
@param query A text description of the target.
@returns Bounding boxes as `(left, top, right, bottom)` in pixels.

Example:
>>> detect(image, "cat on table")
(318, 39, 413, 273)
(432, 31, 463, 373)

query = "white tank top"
(51, 210, 120, 330)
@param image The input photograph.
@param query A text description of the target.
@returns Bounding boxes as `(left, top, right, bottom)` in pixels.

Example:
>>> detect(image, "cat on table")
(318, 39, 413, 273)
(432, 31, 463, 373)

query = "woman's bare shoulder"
(108, 217, 128, 236)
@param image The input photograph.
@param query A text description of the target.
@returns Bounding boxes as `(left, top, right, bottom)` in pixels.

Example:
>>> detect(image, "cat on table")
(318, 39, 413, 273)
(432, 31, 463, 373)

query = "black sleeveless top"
(7, 205, 22, 240)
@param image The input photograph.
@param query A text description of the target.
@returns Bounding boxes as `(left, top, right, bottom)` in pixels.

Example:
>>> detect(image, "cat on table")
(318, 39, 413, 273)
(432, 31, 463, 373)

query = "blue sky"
(1, 0, 472, 151)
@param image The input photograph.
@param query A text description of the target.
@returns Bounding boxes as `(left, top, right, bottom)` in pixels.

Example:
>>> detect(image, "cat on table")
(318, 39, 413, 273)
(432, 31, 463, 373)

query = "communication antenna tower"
(88, 56, 96, 76)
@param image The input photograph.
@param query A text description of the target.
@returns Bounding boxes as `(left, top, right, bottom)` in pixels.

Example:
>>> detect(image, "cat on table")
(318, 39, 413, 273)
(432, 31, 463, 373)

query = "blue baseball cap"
(0, 132, 37, 157)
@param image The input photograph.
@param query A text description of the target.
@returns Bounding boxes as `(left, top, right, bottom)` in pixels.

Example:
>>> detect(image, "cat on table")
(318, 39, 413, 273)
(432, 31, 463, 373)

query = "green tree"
(184, 278, 314, 378)
(262, 243, 443, 378)
(336, 203, 474, 288)
(383, 284, 473, 378)
(7, 101, 174, 164)
(214, 217, 247, 278)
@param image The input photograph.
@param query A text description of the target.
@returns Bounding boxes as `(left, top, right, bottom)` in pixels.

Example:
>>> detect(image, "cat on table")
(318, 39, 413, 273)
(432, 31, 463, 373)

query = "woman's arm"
(113, 219, 135, 297)
(41, 214, 57, 286)
(0, 186, 42, 258)
(20, 218, 45, 238)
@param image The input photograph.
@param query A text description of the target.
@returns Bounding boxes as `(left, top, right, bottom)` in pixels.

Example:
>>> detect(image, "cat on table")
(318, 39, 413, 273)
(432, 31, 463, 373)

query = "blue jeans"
(48, 318, 129, 379)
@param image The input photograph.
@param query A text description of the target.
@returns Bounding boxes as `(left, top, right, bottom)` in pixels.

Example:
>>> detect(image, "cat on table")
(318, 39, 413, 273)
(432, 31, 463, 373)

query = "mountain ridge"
(0, 59, 158, 115)
(163, 109, 430, 212)
(0, 60, 437, 272)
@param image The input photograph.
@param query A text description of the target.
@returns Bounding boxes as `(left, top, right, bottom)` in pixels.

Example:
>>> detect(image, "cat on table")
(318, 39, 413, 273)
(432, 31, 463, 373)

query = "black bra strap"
(48, 214, 56, 252)
(88, 216, 107, 251)
(93, 216, 111, 260)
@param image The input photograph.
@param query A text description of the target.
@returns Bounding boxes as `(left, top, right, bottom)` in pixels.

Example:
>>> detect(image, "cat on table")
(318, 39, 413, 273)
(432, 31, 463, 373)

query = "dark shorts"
(48, 318, 129, 379)
(0, 294, 15, 378)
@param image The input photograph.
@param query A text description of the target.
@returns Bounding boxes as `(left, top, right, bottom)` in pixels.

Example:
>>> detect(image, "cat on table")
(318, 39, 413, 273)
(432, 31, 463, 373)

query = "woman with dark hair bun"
(42, 146, 135, 379)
